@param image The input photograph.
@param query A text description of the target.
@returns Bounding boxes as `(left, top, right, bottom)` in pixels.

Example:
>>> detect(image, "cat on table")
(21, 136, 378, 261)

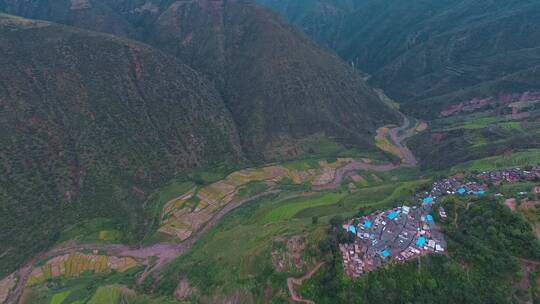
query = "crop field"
(375, 127, 402, 160)
(157, 159, 359, 241)
(262, 192, 346, 222)
(87, 286, 122, 304)
(451, 149, 540, 172)
(27, 253, 140, 286)
(20, 267, 180, 304)
(49, 290, 70, 304)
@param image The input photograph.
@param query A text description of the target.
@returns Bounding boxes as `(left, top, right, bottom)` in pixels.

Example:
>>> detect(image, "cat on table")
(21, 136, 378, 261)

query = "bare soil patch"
(504, 198, 517, 211)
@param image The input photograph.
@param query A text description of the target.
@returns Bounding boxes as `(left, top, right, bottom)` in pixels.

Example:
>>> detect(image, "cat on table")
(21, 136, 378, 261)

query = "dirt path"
(287, 262, 325, 304)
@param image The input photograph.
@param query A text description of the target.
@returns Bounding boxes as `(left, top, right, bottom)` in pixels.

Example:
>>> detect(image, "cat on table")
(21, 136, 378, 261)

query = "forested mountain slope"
(1, 0, 400, 159)
(0, 0, 401, 276)
(258, 0, 540, 117)
(0, 13, 244, 275)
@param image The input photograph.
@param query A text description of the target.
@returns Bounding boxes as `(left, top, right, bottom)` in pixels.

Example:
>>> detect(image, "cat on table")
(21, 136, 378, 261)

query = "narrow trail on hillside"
(4, 105, 419, 304)
(287, 262, 325, 304)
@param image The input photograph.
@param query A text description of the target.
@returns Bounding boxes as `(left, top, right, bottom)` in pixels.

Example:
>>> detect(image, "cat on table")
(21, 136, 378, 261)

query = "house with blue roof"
(473, 189, 486, 196)
(423, 197, 434, 204)
(363, 220, 373, 229)
(388, 211, 400, 220)
(416, 236, 426, 247)
(348, 225, 357, 235)
(457, 187, 466, 195)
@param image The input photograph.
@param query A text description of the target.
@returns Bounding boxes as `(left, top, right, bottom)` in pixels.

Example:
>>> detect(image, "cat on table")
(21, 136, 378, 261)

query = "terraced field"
(26, 253, 140, 286)
(158, 159, 355, 241)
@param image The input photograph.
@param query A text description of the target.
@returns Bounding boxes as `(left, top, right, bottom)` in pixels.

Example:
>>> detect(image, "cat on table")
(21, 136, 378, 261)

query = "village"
(340, 203, 446, 278)
(340, 166, 540, 278)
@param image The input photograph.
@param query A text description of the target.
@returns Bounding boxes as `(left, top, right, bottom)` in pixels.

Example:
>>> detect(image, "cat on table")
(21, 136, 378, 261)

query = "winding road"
(287, 262, 325, 304)
(3, 109, 419, 304)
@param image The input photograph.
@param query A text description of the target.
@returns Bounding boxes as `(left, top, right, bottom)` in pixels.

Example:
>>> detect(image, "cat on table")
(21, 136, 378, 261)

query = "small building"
(423, 197, 434, 204)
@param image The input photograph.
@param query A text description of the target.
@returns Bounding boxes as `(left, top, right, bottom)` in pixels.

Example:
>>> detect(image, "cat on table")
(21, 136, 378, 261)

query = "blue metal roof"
(348, 225, 357, 235)
(363, 220, 373, 228)
(388, 211, 400, 220)
(416, 236, 426, 247)
(423, 197, 434, 204)
(426, 214, 434, 222)
(474, 190, 486, 196)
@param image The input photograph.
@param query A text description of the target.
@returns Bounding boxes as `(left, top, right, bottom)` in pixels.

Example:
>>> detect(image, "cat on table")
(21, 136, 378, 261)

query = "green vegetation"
(262, 192, 346, 222)
(452, 150, 540, 172)
(450, 117, 503, 130)
(152, 181, 196, 207)
(58, 218, 126, 244)
(444, 117, 522, 131)
(0, 14, 244, 277)
(98, 230, 123, 242)
(152, 171, 426, 301)
(300, 198, 540, 303)
(259, 0, 540, 118)
(0, 0, 400, 276)
(237, 182, 269, 199)
(50, 291, 71, 304)
(22, 266, 182, 304)
(87, 286, 122, 304)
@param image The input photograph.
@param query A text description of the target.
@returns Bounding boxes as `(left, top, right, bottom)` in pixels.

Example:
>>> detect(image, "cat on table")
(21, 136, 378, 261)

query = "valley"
(0, 1, 539, 303)
(1, 112, 420, 304)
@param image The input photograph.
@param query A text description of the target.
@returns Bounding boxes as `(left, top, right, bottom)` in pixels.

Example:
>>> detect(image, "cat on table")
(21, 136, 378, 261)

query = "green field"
(87, 286, 122, 304)
(50, 291, 71, 304)
(451, 149, 540, 172)
(262, 192, 346, 222)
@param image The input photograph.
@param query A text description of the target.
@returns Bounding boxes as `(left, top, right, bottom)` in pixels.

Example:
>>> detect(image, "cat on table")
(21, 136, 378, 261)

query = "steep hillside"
(1, 0, 400, 160)
(258, 0, 540, 118)
(0, 13, 243, 276)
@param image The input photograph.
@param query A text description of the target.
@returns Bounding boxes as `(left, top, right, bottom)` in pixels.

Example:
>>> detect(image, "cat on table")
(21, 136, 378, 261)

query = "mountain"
(0, 0, 400, 277)
(0, 0, 400, 159)
(258, 0, 540, 118)
(0, 13, 245, 275)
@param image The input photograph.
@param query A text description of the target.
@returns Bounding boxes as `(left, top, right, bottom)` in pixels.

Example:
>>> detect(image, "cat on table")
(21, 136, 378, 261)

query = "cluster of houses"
(340, 203, 446, 278)
(340, 166, 539, 278)
(476, 166, 540, 185)
(416, 178, 487, 205)
(416, 167, 539, 206)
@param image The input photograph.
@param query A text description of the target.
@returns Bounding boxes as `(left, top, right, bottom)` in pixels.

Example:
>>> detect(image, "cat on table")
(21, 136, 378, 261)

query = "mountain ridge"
(258, 0, 540, 117)
(0, 0, 400, 158)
